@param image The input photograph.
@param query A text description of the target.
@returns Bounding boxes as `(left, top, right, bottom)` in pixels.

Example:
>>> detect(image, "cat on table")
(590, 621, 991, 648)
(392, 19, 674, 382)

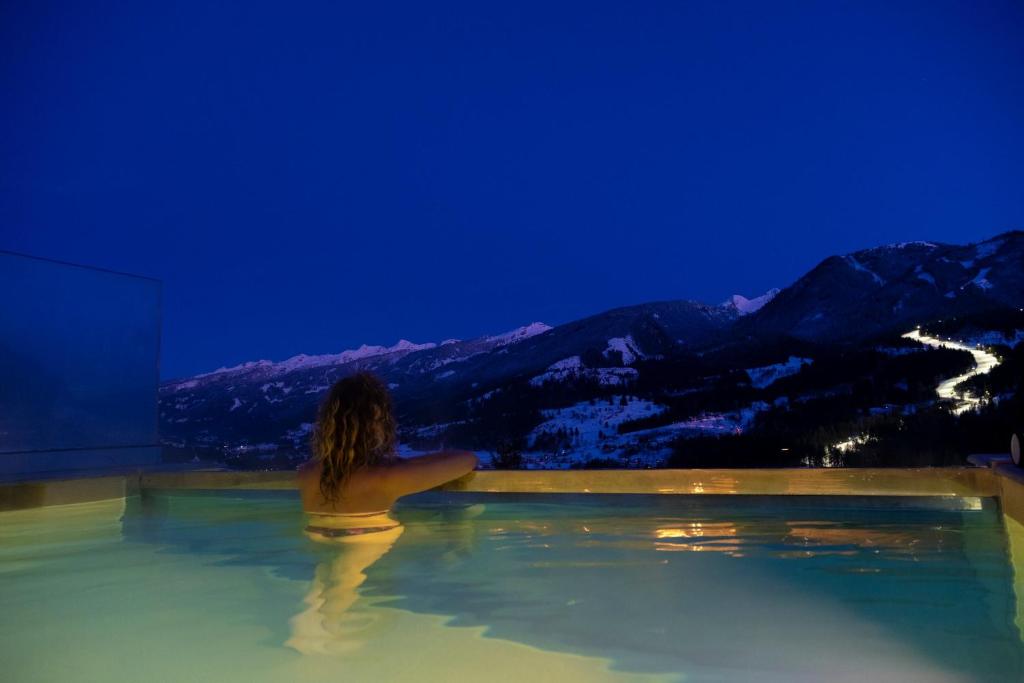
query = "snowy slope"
(522, 397, 772, 469)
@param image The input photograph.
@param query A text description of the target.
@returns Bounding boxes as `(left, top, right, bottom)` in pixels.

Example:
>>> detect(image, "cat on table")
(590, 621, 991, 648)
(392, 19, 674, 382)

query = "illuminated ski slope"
(902, 329, 1000, 415)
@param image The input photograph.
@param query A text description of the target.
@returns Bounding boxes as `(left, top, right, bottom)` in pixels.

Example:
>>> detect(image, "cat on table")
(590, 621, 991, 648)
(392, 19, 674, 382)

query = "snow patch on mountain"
(424, 354, 473, 371)
(486, 322, 552, 346)
(194, 360, 274, 380)
(530, 356, 638, 387)
(550, 356, 584, 371)
(533, 398, 663, 439)
(191, 339, 437, 383)
(597, 368, 639, 385)
(663, 414, 740, 434)
(603, 336, 644, 364)
(529, 357, 585, 386)
(747, 357, 813, 388)
(421, 323, 553, 371)
(470, 387, 503, 403)
(964, 267, 993, 291)
(975, 239, 1004, 259)
(724, 288, 780, 315)
(282, 339, 437, 371)
(845, 255, 885, 286)
(914, 264, 936, 286)
(892, 241, 938, 249)
(525, 397, 665, 466)
(176, 322, 550, 390)
(522, 397, 773, 468)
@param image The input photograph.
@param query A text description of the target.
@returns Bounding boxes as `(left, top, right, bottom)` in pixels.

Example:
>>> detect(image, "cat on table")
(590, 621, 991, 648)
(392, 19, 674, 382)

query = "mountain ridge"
(741, 230, 1023, 342)
(160, 231, 1023, 461)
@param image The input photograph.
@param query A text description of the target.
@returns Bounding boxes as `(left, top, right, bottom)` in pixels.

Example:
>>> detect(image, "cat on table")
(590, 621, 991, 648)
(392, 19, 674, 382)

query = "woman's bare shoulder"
(369, 450, 478, 496)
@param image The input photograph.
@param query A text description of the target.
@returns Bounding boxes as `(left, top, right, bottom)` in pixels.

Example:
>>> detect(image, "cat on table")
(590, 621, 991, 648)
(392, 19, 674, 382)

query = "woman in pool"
(298, 371, 477, 528)
(289, 372, 478, 654)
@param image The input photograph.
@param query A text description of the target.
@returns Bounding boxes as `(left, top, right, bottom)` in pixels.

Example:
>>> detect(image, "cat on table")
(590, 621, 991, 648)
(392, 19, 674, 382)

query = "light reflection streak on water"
(903, 328, 1001, 414)
(645, 517, 950, 561)
(477, 506, 970, 563)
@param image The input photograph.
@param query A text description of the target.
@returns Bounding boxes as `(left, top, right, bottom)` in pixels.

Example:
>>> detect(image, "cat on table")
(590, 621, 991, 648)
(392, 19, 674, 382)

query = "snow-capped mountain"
(160, 300, 737, 448)
(741, 231, 1024, 342)
(160, 231, 1023, 466)
(165, 339, 439, 392)
(160, 320, 575, 447)
(164, 323, 551, 392)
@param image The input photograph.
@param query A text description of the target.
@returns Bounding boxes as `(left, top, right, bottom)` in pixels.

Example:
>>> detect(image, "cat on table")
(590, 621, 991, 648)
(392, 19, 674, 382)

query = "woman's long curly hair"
(310, 372, 397, 503)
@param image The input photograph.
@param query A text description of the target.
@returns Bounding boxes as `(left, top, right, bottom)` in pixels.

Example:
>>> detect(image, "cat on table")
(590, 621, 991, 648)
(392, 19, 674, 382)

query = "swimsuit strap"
(304, 510, 398, 538)
(314, 510, 390, 517)
(305, 524, 399, 538)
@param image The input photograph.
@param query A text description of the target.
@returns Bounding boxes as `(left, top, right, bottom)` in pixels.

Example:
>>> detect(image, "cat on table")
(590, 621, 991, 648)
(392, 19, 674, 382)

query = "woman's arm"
(380, 450, 478, 498)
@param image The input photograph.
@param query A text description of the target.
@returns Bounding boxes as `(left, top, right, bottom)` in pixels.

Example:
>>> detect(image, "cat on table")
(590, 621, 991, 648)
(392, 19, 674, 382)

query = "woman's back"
(299, 449, 478, 515)
(301, 372, 477, 516)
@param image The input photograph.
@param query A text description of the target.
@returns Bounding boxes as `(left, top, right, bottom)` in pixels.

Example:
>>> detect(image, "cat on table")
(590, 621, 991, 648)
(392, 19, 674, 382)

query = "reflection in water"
(654, 521, 743, 556)
(287, 523, 404, 655)
(287, 503, 488, 655)
(650, 516, 954, 562)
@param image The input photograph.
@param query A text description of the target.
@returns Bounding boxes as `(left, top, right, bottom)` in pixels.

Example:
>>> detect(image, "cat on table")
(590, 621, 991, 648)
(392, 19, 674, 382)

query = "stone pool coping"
(2, 464, 1023, 523)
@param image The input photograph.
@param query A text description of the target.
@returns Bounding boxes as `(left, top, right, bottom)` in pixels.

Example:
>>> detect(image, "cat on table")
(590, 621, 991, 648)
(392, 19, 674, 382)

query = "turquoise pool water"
(1, 491, 1022, 682)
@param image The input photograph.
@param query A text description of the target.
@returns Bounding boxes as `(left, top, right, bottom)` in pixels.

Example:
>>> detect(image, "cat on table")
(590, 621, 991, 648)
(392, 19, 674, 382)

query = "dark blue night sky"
(2, 1, 1022, 379)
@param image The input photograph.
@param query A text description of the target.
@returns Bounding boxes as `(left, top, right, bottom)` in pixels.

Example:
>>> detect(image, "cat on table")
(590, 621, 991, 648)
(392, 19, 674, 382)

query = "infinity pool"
(2, 490, 1023, 682)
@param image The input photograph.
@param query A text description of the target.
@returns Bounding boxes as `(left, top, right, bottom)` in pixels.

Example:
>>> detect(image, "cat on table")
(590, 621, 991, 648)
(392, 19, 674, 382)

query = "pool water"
(1, 490, 1022, 682)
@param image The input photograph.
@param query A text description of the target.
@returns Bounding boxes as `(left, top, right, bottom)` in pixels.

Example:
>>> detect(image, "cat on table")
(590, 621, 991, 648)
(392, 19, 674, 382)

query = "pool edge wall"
(0, 474, 136, 511)
(1, 465, 1017, 511)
